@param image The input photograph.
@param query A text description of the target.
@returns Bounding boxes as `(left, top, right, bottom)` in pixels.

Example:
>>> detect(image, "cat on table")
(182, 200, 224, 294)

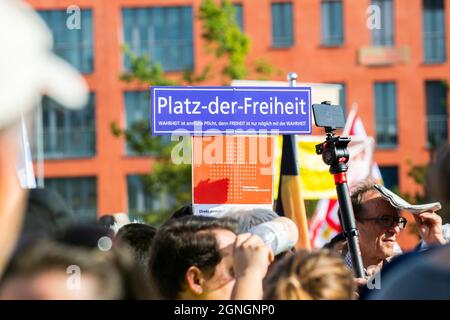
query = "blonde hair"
(264, 249, 354, 300)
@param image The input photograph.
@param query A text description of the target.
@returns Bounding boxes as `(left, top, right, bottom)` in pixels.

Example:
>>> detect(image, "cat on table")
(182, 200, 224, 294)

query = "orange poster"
(192, 135, 274, 216)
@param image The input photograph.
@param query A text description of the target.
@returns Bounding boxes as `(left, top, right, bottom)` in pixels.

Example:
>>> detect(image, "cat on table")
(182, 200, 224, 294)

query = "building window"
(425, 81, 448, 147)
(124, 91, 170, 155)
(379, 166, 399, 190)
(374, 82, 397, 147)
(423, 0, 446, 63)
(271, 2, 294, 47)
(321, 0, 344, 46)
(124, 91, 150, 155)
(39, 9, 94, 73)
(371, 0, 394, 46)
(45, 177, 97, 220)
(122, 7, 193, 72)
(234, 4, 244, 31)
(127, 175, 174, 216)
(42, 94, 96, 159)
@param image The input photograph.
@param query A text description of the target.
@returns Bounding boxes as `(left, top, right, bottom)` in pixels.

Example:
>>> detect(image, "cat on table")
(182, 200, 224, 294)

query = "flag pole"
(275, 72, 311, 251)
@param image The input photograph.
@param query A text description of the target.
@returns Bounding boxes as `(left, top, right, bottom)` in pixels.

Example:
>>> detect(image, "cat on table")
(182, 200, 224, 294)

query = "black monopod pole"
(333, 171, 365, 278)
(314, 101, 365, 278)
(315, 129, 365, 278)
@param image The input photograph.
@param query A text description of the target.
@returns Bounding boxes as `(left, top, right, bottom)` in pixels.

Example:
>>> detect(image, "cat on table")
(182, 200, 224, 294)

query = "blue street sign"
(151, 86, 312, 135)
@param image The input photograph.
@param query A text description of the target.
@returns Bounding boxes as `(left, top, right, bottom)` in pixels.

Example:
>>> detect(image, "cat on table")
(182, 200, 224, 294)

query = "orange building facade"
(26, 0, 449, 219)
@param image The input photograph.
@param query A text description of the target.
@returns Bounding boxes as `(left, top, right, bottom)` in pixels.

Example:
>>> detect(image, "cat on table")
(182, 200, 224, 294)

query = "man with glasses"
(343, 180, 447, 275)
(366, 146, 450, 299)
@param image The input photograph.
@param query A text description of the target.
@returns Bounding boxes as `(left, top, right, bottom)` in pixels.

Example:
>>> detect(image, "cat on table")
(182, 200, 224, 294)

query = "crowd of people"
(0, 0, 450, 300)
(0, 149, 449, 300)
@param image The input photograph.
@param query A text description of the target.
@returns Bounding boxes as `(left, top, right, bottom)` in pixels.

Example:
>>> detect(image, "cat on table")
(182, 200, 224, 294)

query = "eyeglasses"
(359, 215, 407, 230)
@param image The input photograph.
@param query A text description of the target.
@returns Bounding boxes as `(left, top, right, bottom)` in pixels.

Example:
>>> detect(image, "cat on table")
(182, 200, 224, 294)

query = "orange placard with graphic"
(192, 136, 274, 216)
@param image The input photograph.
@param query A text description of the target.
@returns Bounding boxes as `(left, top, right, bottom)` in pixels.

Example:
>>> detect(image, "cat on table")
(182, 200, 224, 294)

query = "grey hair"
(350, 179, 377, 220)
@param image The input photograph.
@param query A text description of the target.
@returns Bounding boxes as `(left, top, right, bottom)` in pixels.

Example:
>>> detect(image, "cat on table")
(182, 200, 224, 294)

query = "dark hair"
(115, 223, 156, 279)
(168, 204, 193, 220)
(149, 216, 238, 299)
(350, 179, 377, 220)
(98, 215, 115, 228)
(323, 232, 347, 251)
(54, 223, 114, 249)
(1, 239, 152, 299)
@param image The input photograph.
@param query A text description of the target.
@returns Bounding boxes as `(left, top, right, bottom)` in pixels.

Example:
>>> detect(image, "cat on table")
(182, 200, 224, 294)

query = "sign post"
(151, 84, 312, 221)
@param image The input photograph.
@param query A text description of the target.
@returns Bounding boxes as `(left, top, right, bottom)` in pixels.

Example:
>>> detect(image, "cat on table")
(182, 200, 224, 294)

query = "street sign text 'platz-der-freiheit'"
(151, 86, 312, 135)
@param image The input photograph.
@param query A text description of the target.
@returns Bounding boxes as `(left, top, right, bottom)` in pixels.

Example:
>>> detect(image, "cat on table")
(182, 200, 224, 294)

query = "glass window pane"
(272, 3, 294, 47)
(42, 94, 96, 159)
(371, 0, 394, 46)
(425, 81, 448, 147)
(124, 91, 172, 156)
(122, 6, 193, 71)
(39, 9, 94, 73)
(321, 1, 344, 46)
(423, 0, 446, 63)
(379, 166, 399, 190)
(44, 177, 97, 221)
(127, 175, 174, 218)
(234, 4, 244, 31)
(375, 82, 397, 147)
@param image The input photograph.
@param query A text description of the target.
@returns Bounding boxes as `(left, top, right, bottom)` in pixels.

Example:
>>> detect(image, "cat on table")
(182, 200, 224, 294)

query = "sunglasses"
(360, 215, 407, 230)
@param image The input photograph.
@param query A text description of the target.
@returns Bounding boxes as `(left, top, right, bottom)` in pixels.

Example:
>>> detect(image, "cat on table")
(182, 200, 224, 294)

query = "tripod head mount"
(315, 130, 351, 174)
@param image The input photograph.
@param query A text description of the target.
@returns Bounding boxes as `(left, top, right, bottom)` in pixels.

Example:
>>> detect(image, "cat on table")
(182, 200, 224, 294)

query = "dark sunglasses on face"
(360, 215, 407, 229)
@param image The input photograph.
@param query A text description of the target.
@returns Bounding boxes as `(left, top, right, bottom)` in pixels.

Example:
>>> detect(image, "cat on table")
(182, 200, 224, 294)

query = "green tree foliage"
(253, 58, 283, 80)
(111, 119, 188, 226)
(120, 44, 176, 86)
(198, 0, 250, 81)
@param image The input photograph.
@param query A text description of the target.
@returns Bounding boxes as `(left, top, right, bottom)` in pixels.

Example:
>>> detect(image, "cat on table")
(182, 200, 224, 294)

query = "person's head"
(0, 0, 87, 276)
(54, 223, 114, 249)
(264, 249, 354, 300)
(98, 215, 115, 229)
(115, 223, 157, 279)
(350, 180, 406, 267)
(149, 215, 239, 300)
(0, 239, 151, 299)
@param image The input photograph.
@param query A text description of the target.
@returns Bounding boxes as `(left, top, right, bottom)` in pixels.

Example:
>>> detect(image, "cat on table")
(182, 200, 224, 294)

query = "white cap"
(0, 0, 88, 130)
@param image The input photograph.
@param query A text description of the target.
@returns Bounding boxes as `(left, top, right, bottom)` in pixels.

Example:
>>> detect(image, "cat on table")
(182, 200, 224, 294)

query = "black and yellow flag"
(275, 135, 311, 250)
